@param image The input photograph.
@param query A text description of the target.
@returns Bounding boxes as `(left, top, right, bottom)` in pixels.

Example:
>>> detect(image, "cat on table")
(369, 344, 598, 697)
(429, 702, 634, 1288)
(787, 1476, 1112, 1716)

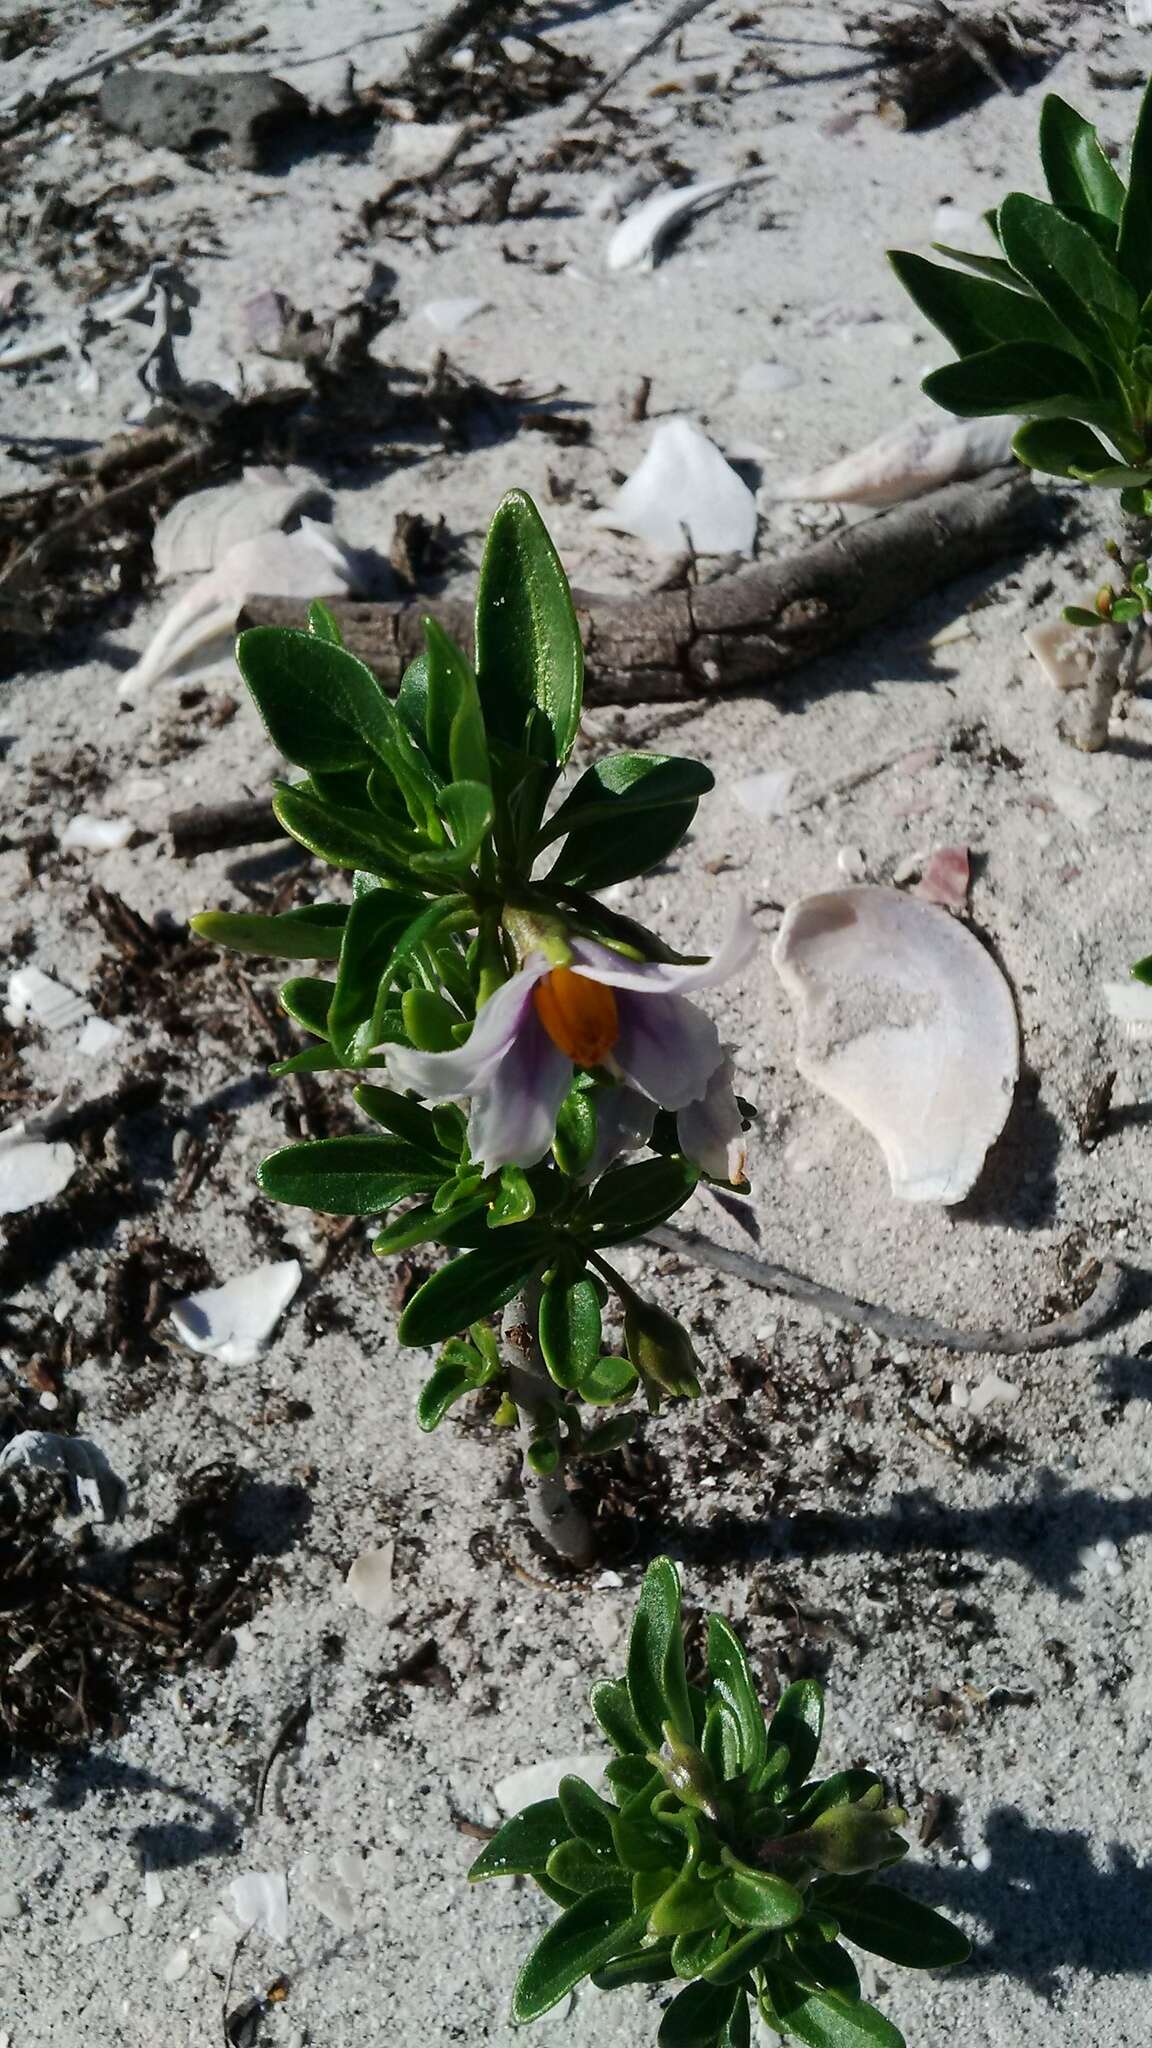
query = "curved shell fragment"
(606, 167, 773, 273)
(768, 414, 1016, 506)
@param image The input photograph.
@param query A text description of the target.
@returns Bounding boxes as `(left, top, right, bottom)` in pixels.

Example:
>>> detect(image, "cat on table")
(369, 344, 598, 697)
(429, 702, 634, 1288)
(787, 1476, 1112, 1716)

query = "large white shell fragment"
(420, 296, 491, 333)
(0, 1431, 123, 1520)
(4, 964, 89, 1032)
(152, 467, 325, 579)
(0, 1130, 76, 1215)
(607, 168, 773, 272)
(494, 1755, 609, 1815)
(226, 1872, 289, 1943)
(61, 814, 135, 853)
(769, 414, 1016, 506)
(170, 1259, 303, 1367)
(591, 418, 757, 555)
(1103, 980, 1152, 1037)
(772, 886, 1019, 1203)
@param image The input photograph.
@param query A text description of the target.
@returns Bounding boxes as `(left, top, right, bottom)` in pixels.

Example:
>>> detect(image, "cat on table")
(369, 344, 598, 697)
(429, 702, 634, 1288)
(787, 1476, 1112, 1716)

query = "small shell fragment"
(420, 296, 491, 333)
(0, 1133, 76, 1215)
(4, 964, 89, 1032)
(226, 1872, 289, 1943)
(590, 418, 757, 555)
(1103, 981, 1152, 1037)
(169, 1260, 303, 1367)
(913, 846, 970, 910)
(152, 467, 325, 579)
(494, 1755, 609, 1815)
(345, 1541, 396, 1618)
(606, 168, 773, 272)
(61, 814, 135, 853)
(769, 414, 1016, 506)
(772, 886, 1019, 1203)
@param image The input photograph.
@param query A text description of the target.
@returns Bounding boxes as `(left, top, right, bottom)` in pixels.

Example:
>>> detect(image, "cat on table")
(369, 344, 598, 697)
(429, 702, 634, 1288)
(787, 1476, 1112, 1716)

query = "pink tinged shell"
(771, 885, 1018, 1205)
(913, 846, 970, 910)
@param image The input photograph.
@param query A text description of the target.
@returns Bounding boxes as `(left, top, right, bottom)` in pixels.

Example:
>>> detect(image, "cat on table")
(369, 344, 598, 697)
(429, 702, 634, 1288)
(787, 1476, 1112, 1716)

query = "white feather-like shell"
(772, 886, 1019, 1203)
(606, 167, 773, 273)
(769, 414, 1016, 506)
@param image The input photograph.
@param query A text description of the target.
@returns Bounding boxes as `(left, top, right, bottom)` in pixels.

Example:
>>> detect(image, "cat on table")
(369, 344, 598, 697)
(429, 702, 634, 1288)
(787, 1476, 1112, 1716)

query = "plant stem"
(501, 1285, 595, 1567)
(1077, 623, 1125, 751)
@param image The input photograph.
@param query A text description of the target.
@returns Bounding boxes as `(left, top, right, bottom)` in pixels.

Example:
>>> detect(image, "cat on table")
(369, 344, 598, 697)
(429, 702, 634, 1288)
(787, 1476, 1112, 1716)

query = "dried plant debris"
(0, 1460, 303, 1759)
(856, 6, 1047, 129)
(395, 28, 593, 124)
(97, 67, 311, 169)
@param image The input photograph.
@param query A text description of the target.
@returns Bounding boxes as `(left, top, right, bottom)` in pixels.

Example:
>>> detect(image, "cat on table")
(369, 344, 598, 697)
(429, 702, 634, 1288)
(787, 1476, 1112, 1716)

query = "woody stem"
(501, 1284, 595, 1568)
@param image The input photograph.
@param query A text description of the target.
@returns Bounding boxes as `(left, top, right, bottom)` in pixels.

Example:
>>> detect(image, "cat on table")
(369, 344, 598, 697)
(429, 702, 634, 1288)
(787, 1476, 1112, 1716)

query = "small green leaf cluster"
(890, 78, 1152, 497)
(471, 1560, 969, 2045)
(193, 491, 729, 1464)
(1061, 543, 1150, 630)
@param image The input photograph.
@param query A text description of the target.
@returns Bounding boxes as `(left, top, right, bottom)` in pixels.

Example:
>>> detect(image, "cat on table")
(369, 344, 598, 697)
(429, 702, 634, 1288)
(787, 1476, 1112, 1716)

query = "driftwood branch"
(170, 797, 282, 858)
(242, 468, 1046, 708)
(404, 0, 523, 77)
(649, 1224, 1128, 1356)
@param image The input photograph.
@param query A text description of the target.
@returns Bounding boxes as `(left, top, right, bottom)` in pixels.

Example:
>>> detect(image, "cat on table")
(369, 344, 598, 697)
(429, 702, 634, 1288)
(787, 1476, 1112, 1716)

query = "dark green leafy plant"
(194, 492, 756, 1562)
(471, 1558, 969, 2044)
(889, 78, 1152, 750)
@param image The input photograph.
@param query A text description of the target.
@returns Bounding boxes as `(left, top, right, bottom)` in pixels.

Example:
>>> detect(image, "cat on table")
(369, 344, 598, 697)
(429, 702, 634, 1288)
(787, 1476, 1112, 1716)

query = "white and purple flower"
(384, 906, 757, 1179)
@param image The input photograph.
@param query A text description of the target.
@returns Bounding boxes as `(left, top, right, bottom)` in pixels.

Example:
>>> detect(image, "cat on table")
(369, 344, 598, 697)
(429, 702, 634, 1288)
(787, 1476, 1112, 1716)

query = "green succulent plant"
(471, 1559, 969, 2044)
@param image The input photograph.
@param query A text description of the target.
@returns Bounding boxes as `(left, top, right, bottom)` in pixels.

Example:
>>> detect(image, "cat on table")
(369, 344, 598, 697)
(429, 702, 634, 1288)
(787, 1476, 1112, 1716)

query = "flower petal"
(609, 990, 722, 1110)
(569, 902, 758, 996)
(677, 1058, 746, 1182)
(383, 956, 550, 1102)
(468, 1011, 573, 1173)
(585, 1085, 657, 1181)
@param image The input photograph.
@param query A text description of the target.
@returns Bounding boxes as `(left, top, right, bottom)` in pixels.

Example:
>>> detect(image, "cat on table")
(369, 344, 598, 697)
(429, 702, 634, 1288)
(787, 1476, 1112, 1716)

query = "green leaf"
(591, 1946, 677, 1989)
(1062, 605, 1104, 627)
(581, 1156, 699, 1244)
(591, 1679, 648, 1755)
(1118, 75, 1152, 302)
(1132, 953, 1152, 986)
(416, 779, 492, 875)
(545, 1837, 613, 1891)
(238, 628, 431, 790)
(402, 985, 463, 1051)
(307, 598, 344, 644)
(658, 1978, 740, 2047)
(921, 341, 1120, 430)
(789, 1938, 861, 2002)
(488, 1165, 536, 1228)
(760, 1973, 905, 2048)
(539, 1274, 602, 1389)
(792, 1771, 884, 1822)
(714, 1866, 805, 1931)
(702, 1926, 781, 1986)
(888, 249, 1080, 359)
(474, 488, 583, 765)
(279, 975, 335, 1039)
(423, 616, 490, 786)
(553, 1080, 598, 1177)
(707, 1614, 767, 1783)
(671, 1924, 732, 1979)
(829, 1886, 971, 1969)
(1112, 594, 1145, 622)
(721, 1989, 751, 2048)
(354, 1084, 455, 1156)
(511, 1886, 645, 2022)
(1012, 417, 1117, 478)
(190, 904, 349, 960)
(328, 889, 431, 1061)
(997, 191, 1138, 357)
(767, 1680, 824, 1789)
(469, 1798, 571, 1880)
(541, 753, 713, 889)
(371, 1193, 488, 1254)
(558, 1776, 617, 1855)
(1039, 94, 1125, 229)
(258, 1134, 443, 1215)
(397, 1226, 555, 1345)
(417, 1359, 476, 1429)
(929, 243, 1037, 293)
(578, 1354, 639, 1405)
(273, 780, 421, 878)
(627, 1556, 694, 1748)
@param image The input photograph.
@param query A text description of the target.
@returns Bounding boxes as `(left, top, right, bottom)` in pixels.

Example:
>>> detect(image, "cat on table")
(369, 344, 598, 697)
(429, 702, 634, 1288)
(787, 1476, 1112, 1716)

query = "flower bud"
(801, 1799, 909, 1875)
(649, 1724, 722, 1821)
(623, 1297, 702, 1408)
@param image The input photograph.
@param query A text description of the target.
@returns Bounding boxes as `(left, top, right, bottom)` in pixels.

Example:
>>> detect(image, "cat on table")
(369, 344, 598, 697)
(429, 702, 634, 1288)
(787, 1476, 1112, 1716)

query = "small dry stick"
(404, 0, 522, 76)
(502, 1286, 594, 1567)
(170, 797, 284, 858)
(649, 1223, 1127, 1355)
(253, 1695, 312, 1819)
(928, 0, 1015, 96)
(575, 0, 717, 121)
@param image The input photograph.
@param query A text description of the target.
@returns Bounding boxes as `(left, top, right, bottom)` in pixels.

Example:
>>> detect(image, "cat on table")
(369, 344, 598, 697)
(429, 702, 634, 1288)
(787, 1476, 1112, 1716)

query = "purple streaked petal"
(584, 1085, 657, 1181)
(609, 990, 722, 1111)
(569, 902, 758, 996)
(677, 1058, 746, 1182)
(467, 1010, 573, 1173)
(383, 955, 550, 1102)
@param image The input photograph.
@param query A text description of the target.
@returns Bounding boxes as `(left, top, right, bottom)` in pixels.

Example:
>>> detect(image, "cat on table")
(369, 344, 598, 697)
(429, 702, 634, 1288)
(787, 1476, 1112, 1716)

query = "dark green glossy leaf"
(714, 1866, 805, 1931)
(888, 249, 1079, 359)
(542, 753, 712, 888)
(469, 1798, 571, 1880)
(258, 1134, 443, 1215)
(671, 1923, 731, 1980)
(591, 1946, 677, 1988)
(190, 904, 348, 960)
(1062, 605, 1104, 627)
(238, 628, 432, 791)
(767, 1679, 824, 1789)
(558, 1775, 617, 1855)
(721, 1989, 751, 2048)
(920, 342, 1114, 426)
(420, 778, 492, 873)
(397, 1226, 555, 1345)
(581, 1155, 699, 1244)
(793, 1771, 884, 1822)
(707, 1613, 767, 1783)
(488, 1164, 536, 1228)
(829, 1886, 971, 1969)
(553, 1080, 597, 1177)
(547, 1838, 617, 1893)
(997, 191, 1138, 356)
(789, 1937, 861, 2001)
(511, 1886, 645, 2022)
(582, 1413, 639, 1454)
(474, 488, 583, 765)
(627, 1556, 694, 1748)
(1012, 417, 1116, 478)
(760, 1972, 905, 2048)
(1039, 93, 1125, 228)
(592, 1678, 648, 1755)
(703, 1926, 782, 1986)
(423, 615, 490, 785)
(273, 780, 420, 877)
(658, 1978, 740, 2047)
(329, 889, 430, 1061)
(1132, 953, 1152, 986)
(307, 598, 344, 644)
(354, 1084, 454, 1156)
(539, 1274, 602, 1388)
(417, 1359, 476, 1430)
(578, 1354, 639, 1405)
(1118, 74, 1152, 301)
(929, 242, 1036, 293)
(279, 975, 335, 1039)
(370, 1193, 488, 1254)
(268, 1042, 346, 1076)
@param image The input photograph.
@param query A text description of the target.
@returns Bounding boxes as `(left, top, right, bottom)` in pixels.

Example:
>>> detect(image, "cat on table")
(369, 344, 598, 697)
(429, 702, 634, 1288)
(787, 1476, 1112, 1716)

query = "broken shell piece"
(606, 167, 773, 272)
(120, 521, 357, 699)
(769, 414, 1015, 506)
(772, 886, 1019, 1203)
(345, 1541, 395, 1618)
(4, 964, 89, 1032)
(386, 120, 466, 177)
(1103, 981, 1152, 1037)
(152, 467, 326, 578)
(0, 1130, 76, 1215)
(169, 1259, 303, 1367)
(591, 418, 757, 555)
(77, 1016, 125, 1059)
(494, 1755, 609, 1815)
(737, 359, 801, 399)
(61, 814, 135, 853)
(226, 1872, 289, 1943)
(0, 1431, 123, 1520)
(913, 846, 970, 910)
(1026, 606, 1152, 693)
(733, 767, 795, 818)
(420, 296, 491, 334)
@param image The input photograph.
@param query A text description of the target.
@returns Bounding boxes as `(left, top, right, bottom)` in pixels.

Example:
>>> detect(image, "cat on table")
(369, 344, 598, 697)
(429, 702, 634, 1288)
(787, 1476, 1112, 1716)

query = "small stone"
(75, 1899, 127, 1944)
(162, 1943, 193, 1983)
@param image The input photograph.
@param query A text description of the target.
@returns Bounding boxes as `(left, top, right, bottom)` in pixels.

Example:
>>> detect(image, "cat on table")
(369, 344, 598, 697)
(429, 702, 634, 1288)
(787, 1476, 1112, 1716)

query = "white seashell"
(61, 814, 134, 852)
(152, 467, 325, 579)
(420, 296, 491, 333)
(772, 886, 1019, 1204)
(733, 767, 795, 818)
(225, 1872, 289, 1943)
(0, 1133, 76, 1215)
(606, 167, 773, 273)
(769, 414, 1016, 506)
(494, 1755, 610, 1815)
(4, 964, 89, 1032)
(75, 1900, 128, 1944)
(386, 120, 466, 178)
(345, 1541, 395, 1618)
(76, 1016, 124, 1058)
(1103, 980, 1152, 1036)
(169, 1259, 303, 1367)
(119, 521, 357, 700)
(0, 1430, 123, 1519)
(590, 417, 757, 555)
(967, 1370, 1020, 1415)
